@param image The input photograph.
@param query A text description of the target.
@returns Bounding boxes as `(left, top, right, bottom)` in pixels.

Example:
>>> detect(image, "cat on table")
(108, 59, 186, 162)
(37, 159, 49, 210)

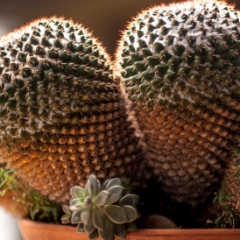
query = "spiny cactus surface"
(114, 0, 240, 205)
(0, 17, 145, 205)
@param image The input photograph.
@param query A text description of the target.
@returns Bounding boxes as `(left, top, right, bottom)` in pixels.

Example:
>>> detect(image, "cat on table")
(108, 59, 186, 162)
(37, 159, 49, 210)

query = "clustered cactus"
(114, 0, 240, 206)
(0, 17, 146, 208)
(61, 174, 140, 240)
(1, 0, 240, 234)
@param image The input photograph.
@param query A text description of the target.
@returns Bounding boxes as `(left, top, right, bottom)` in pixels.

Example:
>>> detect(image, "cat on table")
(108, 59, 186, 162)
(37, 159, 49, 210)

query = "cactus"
(0, 17, 147, 211)
(62, 174, 140, 240)
(114, 0, 240, 205)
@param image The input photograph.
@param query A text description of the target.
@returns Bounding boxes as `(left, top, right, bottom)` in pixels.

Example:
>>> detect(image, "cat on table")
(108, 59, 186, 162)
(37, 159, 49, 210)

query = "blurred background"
(0, 0, 239, 239)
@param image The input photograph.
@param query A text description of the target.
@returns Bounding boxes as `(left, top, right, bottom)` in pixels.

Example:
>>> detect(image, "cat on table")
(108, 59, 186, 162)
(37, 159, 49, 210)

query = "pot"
(19, 218, 240, 240)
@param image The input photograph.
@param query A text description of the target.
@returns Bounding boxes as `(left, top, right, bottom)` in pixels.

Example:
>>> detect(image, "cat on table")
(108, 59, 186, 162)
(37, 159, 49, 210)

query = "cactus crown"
(0, 17, 112, 141)
(115, 0, 240, 111)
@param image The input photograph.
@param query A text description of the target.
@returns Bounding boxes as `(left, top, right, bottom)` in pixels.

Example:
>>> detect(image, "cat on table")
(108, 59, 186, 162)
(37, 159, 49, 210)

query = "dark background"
(0, 0, 239, 56)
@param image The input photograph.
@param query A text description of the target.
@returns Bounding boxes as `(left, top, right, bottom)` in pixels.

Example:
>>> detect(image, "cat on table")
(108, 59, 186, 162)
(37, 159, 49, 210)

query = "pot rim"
(19, 218, 240, 236)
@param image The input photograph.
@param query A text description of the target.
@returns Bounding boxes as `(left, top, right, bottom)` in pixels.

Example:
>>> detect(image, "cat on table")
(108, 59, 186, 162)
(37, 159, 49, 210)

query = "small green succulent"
(61, 174, 140, 240)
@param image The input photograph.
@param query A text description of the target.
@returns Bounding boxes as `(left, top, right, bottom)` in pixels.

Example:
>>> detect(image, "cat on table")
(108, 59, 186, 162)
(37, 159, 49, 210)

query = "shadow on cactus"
(61, 174, 140, 240)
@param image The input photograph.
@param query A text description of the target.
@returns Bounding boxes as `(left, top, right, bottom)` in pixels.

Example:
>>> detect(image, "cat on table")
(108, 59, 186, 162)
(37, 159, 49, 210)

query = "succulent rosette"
(61, 174, 140, 240)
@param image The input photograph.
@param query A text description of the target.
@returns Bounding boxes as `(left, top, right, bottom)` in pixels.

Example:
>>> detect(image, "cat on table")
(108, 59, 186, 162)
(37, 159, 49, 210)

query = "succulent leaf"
(93, 206, 105, 230)
(101, 179, 111, 190)
(105, 178, 122, 190)
(71, 210, 82, 224)
(103, 205, 128, 224)
(122, 206, 140, 222)
(70, 199, 83, 211)
(77, 223, 85, 233)
(84, 217, 95, 235)
(98, 216, 114, 240)
(105, 186, 125, 205)
(61, 215, 71, 224)
(114, 224, 127, 240)
(88, 174, 101, 198)
(81, 208, 92, 225)
(61, 205, 72, 224)
(62, 205, 70, 214)
(119, 194, 139, 207)
(94, 190, 110, 206)
(70, 186, 86, 199)
(88, 229, 99, 240)
(97, 180, 101, 196)
(126, 221, 137, 231)
(85, 179, 93, 198)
